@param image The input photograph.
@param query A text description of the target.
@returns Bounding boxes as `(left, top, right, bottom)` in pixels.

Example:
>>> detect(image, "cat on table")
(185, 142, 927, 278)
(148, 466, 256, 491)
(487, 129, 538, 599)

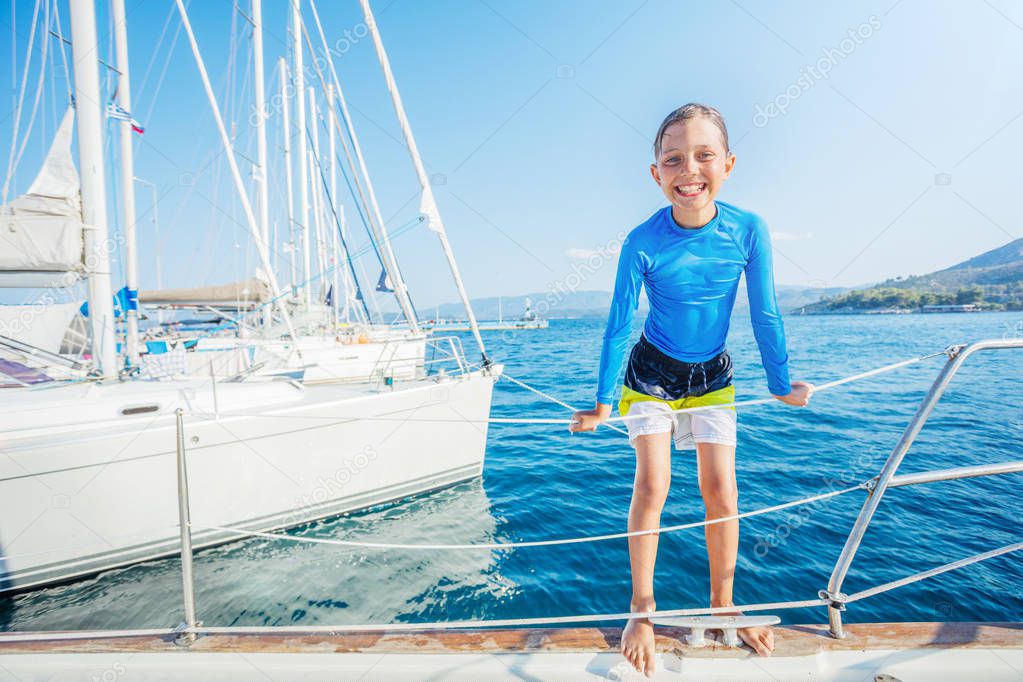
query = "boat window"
(121, 404, 160, 416)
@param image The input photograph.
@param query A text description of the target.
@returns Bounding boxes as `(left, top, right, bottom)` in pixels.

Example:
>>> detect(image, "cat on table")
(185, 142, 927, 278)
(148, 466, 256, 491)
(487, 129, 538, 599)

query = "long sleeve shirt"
(596, 201, 791, 405)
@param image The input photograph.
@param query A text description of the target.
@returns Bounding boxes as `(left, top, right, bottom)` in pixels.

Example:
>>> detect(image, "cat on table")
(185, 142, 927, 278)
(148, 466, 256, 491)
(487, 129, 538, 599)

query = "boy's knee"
(634, 477, 670, 506)
(701, 481, 738, 516)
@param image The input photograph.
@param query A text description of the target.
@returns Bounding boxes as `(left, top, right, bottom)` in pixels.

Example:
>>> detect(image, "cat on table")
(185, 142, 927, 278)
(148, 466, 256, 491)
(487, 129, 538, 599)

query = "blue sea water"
(2, 312, 1022, 632)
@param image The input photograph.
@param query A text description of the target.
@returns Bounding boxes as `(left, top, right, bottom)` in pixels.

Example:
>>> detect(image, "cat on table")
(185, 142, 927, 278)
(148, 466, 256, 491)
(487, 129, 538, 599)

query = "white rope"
(1, 546, 1017, 638)
(191, 483, 864, 551)
(603, 350, 947, 424)
(845, 540, 1023, 604)
(208, 350, 944, 428)
(4, 542, 1017, 639)
(189, 599, 829, 634)
(0, 601, 825, 642)
(499, 372, 629, 435)
(813, 350, 946, 392)
(181, 542, 1020, 632)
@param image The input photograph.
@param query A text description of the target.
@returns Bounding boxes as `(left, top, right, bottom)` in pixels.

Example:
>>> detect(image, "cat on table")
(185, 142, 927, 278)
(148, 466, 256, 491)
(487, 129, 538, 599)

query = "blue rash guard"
(596, 201, 792, 405)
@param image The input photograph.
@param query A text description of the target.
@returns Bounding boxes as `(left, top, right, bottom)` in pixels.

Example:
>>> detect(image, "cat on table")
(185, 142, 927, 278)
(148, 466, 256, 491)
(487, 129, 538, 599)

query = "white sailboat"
(0, 0, 501, 594)
(125, 0, 431, 387)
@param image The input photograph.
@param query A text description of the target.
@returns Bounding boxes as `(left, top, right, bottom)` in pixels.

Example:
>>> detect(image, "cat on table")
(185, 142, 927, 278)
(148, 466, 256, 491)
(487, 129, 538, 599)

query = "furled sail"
(140, 277, 272, 308)
(0, 108, 85, 286)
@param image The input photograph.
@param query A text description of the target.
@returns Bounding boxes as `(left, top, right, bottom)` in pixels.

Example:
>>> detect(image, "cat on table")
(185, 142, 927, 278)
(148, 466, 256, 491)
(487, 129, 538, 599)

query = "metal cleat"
(650, 615, 780, 648)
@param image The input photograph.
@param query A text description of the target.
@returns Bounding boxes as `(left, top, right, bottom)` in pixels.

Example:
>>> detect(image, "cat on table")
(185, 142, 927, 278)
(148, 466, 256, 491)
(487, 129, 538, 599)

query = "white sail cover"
(140, 277, 272, 307)
(0, 108, 85, 275)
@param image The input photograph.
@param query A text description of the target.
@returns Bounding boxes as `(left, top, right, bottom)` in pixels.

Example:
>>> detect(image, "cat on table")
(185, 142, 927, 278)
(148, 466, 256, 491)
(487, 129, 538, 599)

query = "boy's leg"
(696, 442, 774, 656)
(622, 430, 672, 677)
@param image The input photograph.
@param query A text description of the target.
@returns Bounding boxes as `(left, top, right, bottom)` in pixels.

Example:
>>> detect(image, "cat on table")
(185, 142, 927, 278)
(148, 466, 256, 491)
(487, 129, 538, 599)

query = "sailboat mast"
(174, 0, 302, 355)
(358, 0, 488, 362)
(251, 0, 271, 329)
(327, 83, 340, 327)
(111, 0, 139, 366)
(307, 87, 327, 308)
(70, 0, 117, 377)
(291, 0, 311, 310)
(250, 0, 269, 248)
(278, 57, 297, 295)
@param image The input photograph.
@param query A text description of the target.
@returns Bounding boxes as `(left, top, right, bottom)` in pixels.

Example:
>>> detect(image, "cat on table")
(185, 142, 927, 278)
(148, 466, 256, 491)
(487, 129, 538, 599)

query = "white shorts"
(624, 399, 737, 450)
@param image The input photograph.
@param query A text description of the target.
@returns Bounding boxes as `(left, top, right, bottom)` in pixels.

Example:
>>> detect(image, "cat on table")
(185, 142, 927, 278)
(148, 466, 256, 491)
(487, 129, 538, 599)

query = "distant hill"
(799, 238, 1023, 314)
(414, 284, 852, 322)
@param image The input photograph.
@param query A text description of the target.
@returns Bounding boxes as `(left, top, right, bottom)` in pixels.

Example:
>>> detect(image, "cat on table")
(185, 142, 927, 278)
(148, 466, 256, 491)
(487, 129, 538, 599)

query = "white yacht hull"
(0, 365, 501, 593)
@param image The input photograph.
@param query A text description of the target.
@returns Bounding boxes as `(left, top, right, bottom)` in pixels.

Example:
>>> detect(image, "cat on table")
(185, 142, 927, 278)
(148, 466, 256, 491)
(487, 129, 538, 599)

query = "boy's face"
(650, 119, 735, 219)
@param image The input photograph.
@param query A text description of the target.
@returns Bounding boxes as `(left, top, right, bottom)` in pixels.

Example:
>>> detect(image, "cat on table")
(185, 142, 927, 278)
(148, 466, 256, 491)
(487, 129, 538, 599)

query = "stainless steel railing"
(174, 409, 199, 645)
(363, 334, 472, 390)
(823, 338, 1023, 638)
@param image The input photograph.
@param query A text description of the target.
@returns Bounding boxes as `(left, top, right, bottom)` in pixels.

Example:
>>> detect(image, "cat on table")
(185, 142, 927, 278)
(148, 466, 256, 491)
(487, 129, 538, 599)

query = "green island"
(798, 238, 1023, 314)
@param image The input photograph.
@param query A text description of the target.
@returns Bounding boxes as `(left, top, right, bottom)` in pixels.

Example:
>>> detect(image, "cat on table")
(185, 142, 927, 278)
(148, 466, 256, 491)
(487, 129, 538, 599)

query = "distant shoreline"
(792, 308, 1020, 316)
(546, 308, 1020, 320)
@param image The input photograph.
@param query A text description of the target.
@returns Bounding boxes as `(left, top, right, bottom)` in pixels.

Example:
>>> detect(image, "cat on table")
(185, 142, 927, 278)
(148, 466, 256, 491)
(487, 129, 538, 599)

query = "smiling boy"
(571, 103, 813, 676)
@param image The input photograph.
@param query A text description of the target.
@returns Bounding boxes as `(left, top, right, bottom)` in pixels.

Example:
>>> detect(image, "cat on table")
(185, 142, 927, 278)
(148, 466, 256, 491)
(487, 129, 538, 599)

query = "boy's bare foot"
(719, 609, 774, 656)
(621, 601, 657, 677)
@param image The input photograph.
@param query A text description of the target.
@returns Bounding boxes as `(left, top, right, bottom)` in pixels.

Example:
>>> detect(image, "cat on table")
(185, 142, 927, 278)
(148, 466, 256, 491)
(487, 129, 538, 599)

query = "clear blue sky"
(2, 0, 1022, 310)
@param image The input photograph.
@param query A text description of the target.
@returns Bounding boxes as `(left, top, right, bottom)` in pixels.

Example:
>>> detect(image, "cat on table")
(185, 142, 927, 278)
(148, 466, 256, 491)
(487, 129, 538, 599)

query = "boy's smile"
(674, 182, 707, 199)
(650, 118, 735, 228)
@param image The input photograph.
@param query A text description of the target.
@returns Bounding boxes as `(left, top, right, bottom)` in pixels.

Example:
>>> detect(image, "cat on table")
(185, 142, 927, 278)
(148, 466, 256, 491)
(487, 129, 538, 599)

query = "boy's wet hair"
(653, 103, 730, 159)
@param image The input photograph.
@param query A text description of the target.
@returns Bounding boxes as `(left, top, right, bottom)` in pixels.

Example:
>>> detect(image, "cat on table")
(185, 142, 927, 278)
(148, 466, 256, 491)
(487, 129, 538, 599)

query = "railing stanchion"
(175, 408, 199, 644)
(824, 339, 1023, 638)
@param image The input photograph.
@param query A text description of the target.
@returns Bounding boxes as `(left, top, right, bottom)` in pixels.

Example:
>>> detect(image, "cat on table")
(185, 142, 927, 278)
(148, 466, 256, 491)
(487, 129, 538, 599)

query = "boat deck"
(1, 622, 1021, 680)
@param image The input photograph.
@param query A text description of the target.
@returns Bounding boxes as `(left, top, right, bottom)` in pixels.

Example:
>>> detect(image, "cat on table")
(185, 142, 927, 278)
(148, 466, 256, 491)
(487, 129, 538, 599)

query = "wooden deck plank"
(0, 622, 1021, 657)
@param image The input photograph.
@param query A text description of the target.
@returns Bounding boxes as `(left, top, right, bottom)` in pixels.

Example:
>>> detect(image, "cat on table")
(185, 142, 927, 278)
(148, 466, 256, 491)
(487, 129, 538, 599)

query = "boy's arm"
(744, 218, 792, 397)
(595, 234, 645, 406)
(573, 235, 643, 432)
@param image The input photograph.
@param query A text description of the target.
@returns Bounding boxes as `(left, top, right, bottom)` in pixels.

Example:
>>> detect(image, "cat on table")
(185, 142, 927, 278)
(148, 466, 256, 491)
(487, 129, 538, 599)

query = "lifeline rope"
(601, 350, 948, 425)
(206, 349, 948, 428)
(188, 598, 829, 634)
(0, 540, 1016, 645)
(2, 540, 1018, 641)
(39, 539, 1006, 637)
(191, 484, 865, 550)
(136, 541, 1023, 633)
(499, 372, 629, 436)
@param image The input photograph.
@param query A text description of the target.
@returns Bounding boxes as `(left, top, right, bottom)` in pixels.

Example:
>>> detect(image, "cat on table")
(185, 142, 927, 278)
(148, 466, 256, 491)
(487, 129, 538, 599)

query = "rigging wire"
(2, 0, 43, 205)
(306, 126, 372, 321)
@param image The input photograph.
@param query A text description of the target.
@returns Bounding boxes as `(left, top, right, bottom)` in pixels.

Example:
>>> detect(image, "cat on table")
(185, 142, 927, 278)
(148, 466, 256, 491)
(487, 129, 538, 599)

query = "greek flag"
(106, 102, 145, 134)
